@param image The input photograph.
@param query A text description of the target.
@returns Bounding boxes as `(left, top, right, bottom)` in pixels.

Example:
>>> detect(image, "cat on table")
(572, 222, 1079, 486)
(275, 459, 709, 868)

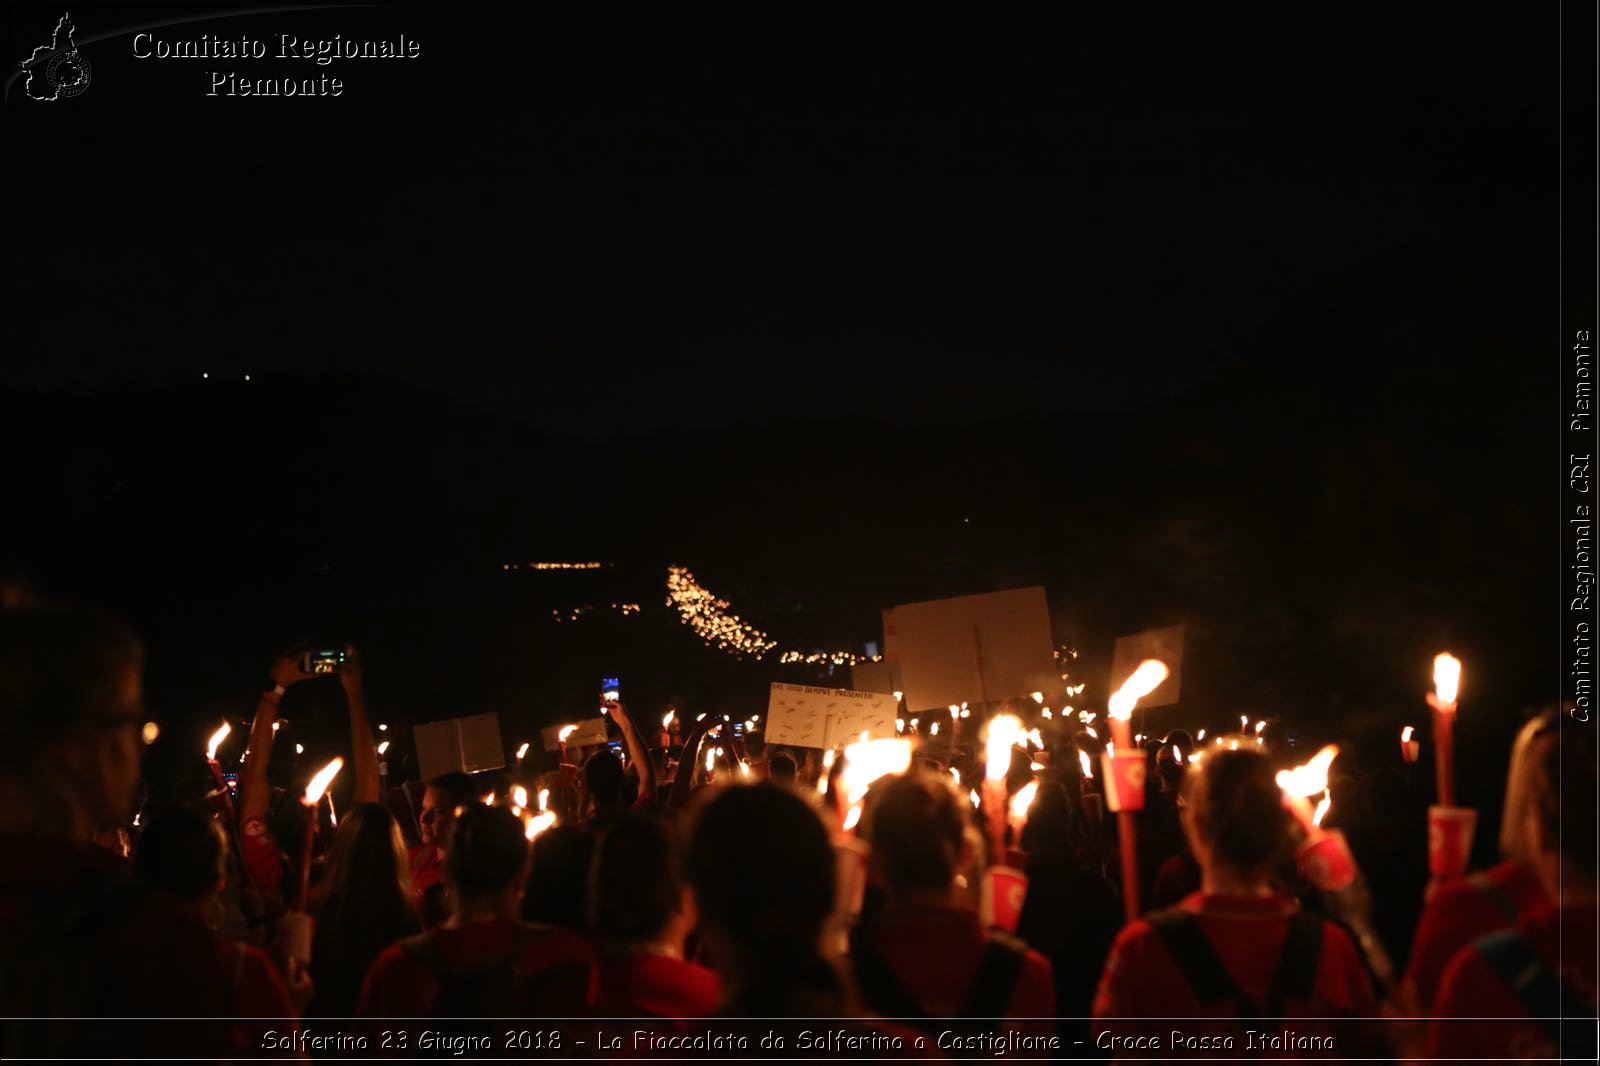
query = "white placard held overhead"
(890, 587, 1056, 712)
(765, 683, 899, 750)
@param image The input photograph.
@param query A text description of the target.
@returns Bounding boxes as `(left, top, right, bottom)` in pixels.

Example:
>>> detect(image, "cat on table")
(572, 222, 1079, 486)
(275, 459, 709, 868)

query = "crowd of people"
(0, 601, 1593, 1060)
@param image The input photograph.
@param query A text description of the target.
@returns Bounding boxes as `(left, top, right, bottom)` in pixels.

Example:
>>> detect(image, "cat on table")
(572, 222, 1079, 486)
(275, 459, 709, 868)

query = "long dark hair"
(309, 802, 418, 1016)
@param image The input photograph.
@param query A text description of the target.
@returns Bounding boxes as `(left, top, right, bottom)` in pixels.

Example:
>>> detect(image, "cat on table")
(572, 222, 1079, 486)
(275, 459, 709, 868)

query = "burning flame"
(840, 737, 912, 806)
(930, 721, 940, 736)
(968, 789, 981, 809)
(1276, 745, 1339, 798)
(1010, 780, 1039, 821)
(893, 690, 903, 702)
(896, 718, 905, 733)
(950, 768, 962, 785)
(1172, 745, 1185, 765)
(1024, 728, 1044, 749)
(558, 725, 578, 743)
(139, 721, 158, 747)
(949, 705, 960, 718)
(303, 757, 344, 806)
(377, 740, 390, 755)
(206, 722, 231, 762)
(1401, 725, 1415, 743)
(1030, 691, 1045, 704)
(1197, 728, 1207, 741)
(1041, 708, 1052, 719)
(843, 804, 862, 831)
(512, 786, 528, 809)
(1079, 750, 1093, 778)
(662, 711, 675, 729)
(986, 715, 1024, 781)
(537, 788, 549, 811)
(524, 810, 556, 840)
(1109, 660, 1169, 721)
(739, 762, 751, 778)
(516, 742, 530, 761)
(704, 747, 717, 773)
(1433, 653, 1462, 706)
(1312, 792, 1332, 827)
(295, 743, 304, 755)
(1086, 726, 1098, 739)
(481, 792, 496, 806)
(1254, 720, 1266, 736)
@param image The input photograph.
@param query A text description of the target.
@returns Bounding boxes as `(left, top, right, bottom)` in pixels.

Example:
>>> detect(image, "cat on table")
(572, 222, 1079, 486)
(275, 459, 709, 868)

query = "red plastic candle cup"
(1298, 829, 1358, 892)
(1101, 752, 1148, 812)
(1428, 805, 1477, 879)
(980, 865, 1029, 934)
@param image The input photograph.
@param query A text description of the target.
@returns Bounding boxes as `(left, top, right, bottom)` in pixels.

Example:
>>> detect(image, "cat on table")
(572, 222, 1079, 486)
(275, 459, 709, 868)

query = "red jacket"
(861, 903, 1055, 1038)
(1404, 859, 1545, 1011)
(356, 916, 593, 1018)
(1427, 901, 1598, 1061)
(1092, 893, 1375, 1048)
(588, 951, 722, 1018)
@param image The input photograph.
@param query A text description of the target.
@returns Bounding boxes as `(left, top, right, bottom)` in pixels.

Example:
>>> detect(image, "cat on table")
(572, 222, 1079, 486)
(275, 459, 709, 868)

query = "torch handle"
(1433, 709, 1455, 808)
(1118, 810, 1140, 923)
(297, 804, 316, 912)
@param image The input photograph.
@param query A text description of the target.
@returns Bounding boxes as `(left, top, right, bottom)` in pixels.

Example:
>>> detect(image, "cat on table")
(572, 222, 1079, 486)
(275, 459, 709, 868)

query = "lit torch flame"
(662, 711, 675, 729)
(1108, 660, 1169, 722)
(1079, 750, 1093, 778)
(1276, 745, 1339, 798)
(1312, 792, 1332, 827)
(537, 788, 549, 811)
(512, 786, 528, 809)
(558, 725, 578, 743)
(516, 742, 530, 761)
(1401, 725, 1415, 743)
(840, 738, 912, 806)
(1030, 691, 1045, 704)
(524, 810, 556, 841)
(1433, 653, 1462, 707)
(377, 740, 390, 755)
(303, 757, 344, 806)
(1009, 780, 1039, 821)
(986, 715, 1024, 781)
(206, 722, 232, 762)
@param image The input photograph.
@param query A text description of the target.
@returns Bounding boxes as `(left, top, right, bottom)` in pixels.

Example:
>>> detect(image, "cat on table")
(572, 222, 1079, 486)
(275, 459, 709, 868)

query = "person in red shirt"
(587, 811, 721, 1018)
(0, 604, 277, 1057)
(856, 769, 1055, 1038)
(357, 804, 593, 1019)
(409, 771, 475, 928)
(682, 784, 935, 1055)
(1403, 711, 1553, 1012)
(1092, 748, 1377, 1050)
(134, 805, 305, 1052)
(1426, 724, 1598, 1062)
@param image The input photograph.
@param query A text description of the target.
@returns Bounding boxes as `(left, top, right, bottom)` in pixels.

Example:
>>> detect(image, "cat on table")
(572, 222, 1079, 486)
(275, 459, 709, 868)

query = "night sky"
(4, 4, 1575, 803)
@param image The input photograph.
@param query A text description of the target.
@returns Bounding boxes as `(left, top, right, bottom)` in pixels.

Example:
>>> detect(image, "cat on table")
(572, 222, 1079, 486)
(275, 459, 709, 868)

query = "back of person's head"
(0, 605, 144, 822)
(428, 771, 476, 808)
(135, 806, 226, 900)
(316, 802, 411, 912)
(686, 784, 835, 962)
(1500, 711, 1558, 865)
(588, 813, 683, 947)
(523, 825, 593, 932)
(1525, 719, 1595, 876)
(583, 748, 627, 808)
(446, 804, 528, 903)
(768, 750, 797, 784)
(1180, 748, 1291, 877)
(863, 770, 968, 900)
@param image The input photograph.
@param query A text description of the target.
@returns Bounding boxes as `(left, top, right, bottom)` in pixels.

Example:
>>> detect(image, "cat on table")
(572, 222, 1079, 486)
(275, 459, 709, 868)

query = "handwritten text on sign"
(765, 683, 899, 750)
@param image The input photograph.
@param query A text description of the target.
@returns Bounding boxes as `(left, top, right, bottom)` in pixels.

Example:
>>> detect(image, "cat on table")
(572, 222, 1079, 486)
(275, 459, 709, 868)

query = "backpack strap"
(1472, 929, 1580, 1046)
(1467, 871, 1521, 925)
(1264, 910, 1325, 1019)
(1147, 908, 1256, 1016)
(962, 932, 1029, 1019)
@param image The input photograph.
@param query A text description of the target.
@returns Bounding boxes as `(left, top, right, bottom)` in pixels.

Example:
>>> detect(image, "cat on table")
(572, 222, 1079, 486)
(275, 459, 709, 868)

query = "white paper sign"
(1109, 624, 1185, 709)
(540, 715, 609, 752)
(765, 683, 899, 750)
